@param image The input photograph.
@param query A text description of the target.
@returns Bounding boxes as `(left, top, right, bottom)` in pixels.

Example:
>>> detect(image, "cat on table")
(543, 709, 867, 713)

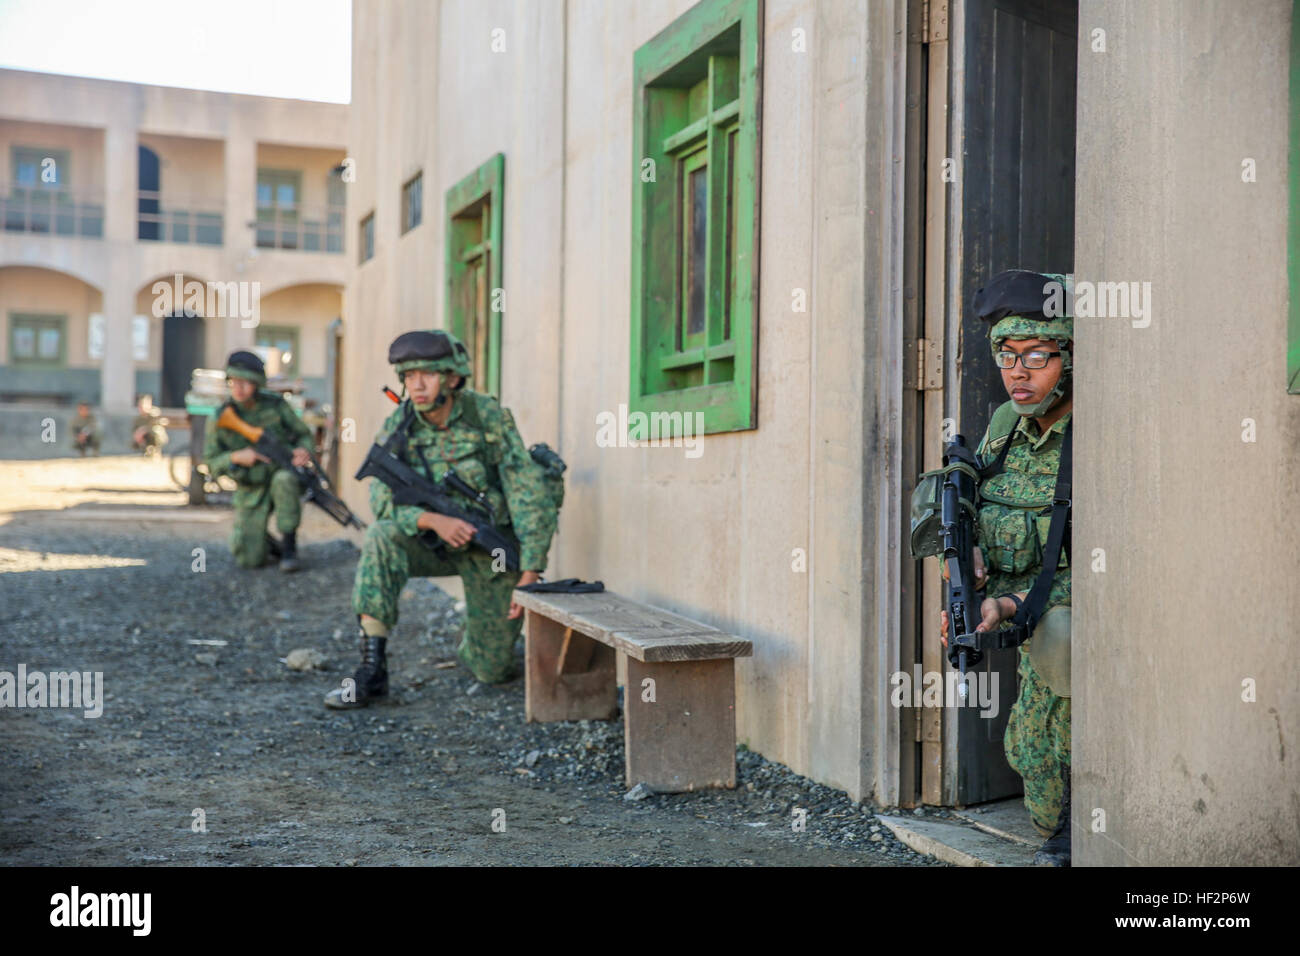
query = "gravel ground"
(0, 456, 948, 866)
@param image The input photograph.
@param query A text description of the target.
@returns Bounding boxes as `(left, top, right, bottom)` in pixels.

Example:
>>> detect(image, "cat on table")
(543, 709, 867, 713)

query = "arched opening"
(135, 275, 212, 407)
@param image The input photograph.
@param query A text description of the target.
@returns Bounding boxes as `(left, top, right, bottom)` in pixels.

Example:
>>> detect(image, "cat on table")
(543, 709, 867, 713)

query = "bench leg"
(623, 656, 736, 792)
(524, 611, 617, 722)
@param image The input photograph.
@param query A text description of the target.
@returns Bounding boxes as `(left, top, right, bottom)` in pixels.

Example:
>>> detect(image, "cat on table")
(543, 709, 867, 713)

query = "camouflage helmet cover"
(226, 349, 267, 387)
(388, 329, 472, 380)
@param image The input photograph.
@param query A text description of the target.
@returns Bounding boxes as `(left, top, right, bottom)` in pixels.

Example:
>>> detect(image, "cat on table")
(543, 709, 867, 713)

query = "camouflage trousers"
(230, 469, 302, 568)
(351, 519, 521, 684)
(1004, 645, 1071, 836)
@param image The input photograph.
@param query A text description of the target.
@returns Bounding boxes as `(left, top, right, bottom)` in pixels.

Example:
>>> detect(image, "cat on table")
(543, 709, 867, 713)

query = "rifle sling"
(998, 419, 1072, 649)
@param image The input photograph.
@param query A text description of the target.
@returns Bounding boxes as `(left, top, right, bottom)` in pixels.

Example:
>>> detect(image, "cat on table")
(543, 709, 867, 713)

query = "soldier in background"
(203, 351, 315, 572)
(325, 329, 559, 709)
(69, 401, 101, 456)
(131, 394, 169, 458)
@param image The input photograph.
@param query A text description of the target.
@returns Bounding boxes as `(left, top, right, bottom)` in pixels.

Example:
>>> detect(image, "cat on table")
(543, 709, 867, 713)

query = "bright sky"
(0, 0, 351, 103)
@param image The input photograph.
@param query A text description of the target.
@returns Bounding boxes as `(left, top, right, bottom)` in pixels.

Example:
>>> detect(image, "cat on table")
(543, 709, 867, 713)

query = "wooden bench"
(511, 589, 753, 793)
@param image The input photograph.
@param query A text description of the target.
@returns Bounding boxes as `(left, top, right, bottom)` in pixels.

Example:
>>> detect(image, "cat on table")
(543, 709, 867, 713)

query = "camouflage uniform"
(132, 409, 168, 453)
(203, 390, 313, 569)
(975, 403, 1072, 836)
(353, 391, 557, 682)
(69, 411, 101, 455)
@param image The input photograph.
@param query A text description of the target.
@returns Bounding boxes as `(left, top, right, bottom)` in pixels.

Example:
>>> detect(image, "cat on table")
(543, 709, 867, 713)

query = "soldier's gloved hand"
(418, 511, 475, 548)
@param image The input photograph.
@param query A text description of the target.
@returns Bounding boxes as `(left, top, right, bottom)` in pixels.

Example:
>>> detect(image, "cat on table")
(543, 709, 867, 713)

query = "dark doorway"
(160, 309, 203, 407)
(138, 145, 161, 241)
(952, 0, 1078, 805)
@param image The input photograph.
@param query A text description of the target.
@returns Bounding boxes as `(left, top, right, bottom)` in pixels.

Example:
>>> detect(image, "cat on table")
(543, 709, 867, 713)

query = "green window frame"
(256, 168, 302, 250)
(255, 324, 301, 376)
(445, 153, 504, 398)
(9, 313, 67, 367)
(1290, 1, 1300, 392)
(359, 211, 375, 264)
(402, 171, 423, 234)
(631, 0, 761, 435)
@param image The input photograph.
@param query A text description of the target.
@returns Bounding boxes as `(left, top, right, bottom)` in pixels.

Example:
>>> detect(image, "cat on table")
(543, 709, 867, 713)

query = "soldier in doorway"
(940, 269, 1074, 866)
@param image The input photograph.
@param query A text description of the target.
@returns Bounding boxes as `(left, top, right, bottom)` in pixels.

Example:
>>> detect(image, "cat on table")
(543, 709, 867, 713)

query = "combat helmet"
(973, 269, 1073, 417)
(387, 329, 471, 411)
(225, 349, 267, 387)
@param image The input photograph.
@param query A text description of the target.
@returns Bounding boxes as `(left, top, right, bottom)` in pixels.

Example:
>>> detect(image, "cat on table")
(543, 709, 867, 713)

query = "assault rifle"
(216, 405, 365, 530)
(354, 388, 520, 571)
(940, 435, 985, 698)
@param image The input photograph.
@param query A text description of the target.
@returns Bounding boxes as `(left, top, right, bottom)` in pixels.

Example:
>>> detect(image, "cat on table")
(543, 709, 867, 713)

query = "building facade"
(0, 69, 348, 411)
(336, 0, 1298, 866)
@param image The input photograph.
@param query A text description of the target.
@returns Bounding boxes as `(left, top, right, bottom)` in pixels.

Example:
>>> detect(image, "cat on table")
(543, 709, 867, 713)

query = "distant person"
(131, 394, 169, 458)
(69, 402, 101, 457)
(203, 351, 315, 572)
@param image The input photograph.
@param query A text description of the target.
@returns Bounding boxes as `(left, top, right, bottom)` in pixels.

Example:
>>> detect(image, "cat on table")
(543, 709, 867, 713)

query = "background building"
(0, 68, 348, 413)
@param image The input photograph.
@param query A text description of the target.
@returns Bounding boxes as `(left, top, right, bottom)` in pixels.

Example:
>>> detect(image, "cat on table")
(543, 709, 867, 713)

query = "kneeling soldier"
(325, 330, 558, 709)
(203, 350, 315, 571)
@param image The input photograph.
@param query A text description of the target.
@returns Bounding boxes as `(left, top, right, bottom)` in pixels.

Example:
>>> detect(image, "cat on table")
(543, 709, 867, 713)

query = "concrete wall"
(0, 120, 105, 190)
(1074, 0, 1300, 864)
(137, 132, 225, 209)
(0, 68, 349, 410)
(342, 0, 906, 801)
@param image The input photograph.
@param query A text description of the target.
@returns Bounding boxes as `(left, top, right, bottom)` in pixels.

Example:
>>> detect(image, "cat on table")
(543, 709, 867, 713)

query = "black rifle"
(216, 405, 365, 530)
(940, 436, 985, 694)
(354, 410, 520, 571)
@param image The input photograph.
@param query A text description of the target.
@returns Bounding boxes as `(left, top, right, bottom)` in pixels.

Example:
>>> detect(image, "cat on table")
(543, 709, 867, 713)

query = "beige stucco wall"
(137, 132, 225, 210)
(256, 144, 344, 213)
(342, 0, 906, 801)
(258, 282, 342, 379)
(0, 266, 101, 366)
(0, 120, 105, 190)
(0, 68, 348, 409)
(1074, 0, 1300, 864)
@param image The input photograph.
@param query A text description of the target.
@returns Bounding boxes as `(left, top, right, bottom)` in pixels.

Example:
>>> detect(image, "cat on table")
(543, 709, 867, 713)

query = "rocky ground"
(0, 455, 949, 866)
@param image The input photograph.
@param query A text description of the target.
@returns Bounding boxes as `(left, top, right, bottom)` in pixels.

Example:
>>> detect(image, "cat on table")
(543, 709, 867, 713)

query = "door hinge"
(916, 337, 943, 390)
(922, 0, 949, 44)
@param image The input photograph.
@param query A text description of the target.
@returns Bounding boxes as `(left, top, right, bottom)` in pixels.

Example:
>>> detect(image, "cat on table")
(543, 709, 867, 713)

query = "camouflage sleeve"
(203, 414, 237, 478)
(494, 407, 556, 572)
(367, 474, 425, 537)
(280, 400, 315, 451)
(204, 410, 266, 484)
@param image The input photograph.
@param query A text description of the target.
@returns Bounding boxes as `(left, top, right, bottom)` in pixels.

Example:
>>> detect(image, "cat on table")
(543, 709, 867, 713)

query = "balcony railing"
(138, 191, 223, 245)
(2, 186, 104, 238)
(255, 204, 345, 253)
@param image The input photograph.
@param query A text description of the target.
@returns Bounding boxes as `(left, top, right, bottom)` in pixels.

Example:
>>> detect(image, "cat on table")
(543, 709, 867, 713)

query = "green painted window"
(402, 172, 423, 234)
(359, 211, 375, 264)
(1290, 1, 1300, 392)
(445, 154, 504, 398)
(631, 0, 761, 434)
(255, 325, 300, 376)
(9, 313, 67, 367)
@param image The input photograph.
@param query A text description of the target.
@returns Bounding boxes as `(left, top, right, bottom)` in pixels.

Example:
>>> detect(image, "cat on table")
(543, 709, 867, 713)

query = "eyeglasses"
(994, 350, 1062, 370)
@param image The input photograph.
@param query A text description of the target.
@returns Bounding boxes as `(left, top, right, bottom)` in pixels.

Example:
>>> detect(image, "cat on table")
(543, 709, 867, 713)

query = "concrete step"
(877, 803, 1041, 867)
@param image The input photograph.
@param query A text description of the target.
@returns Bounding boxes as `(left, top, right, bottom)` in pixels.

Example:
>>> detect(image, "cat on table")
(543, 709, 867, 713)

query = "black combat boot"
(323, 632, 388, 709)
(1033, 781, 1072, 866)
(279, 531, 301, 573)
